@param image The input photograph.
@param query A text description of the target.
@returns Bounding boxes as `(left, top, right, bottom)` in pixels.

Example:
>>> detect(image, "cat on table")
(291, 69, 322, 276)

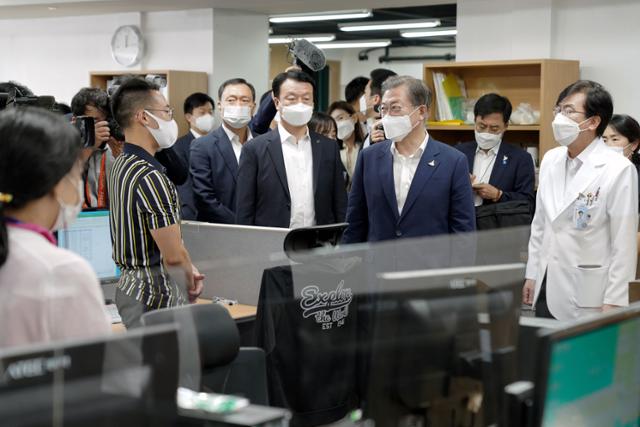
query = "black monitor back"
(0, 324, 179, 427)
(361, 264, 524, 426)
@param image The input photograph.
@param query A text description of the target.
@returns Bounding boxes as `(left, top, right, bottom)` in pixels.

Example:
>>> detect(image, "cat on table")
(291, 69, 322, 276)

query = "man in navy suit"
(342, 76, 476, 243)
(190, 79, 256, 224)
(235, 70, 347, 228)
(162, 92, 215, 220)
(455, 93, 535, 208)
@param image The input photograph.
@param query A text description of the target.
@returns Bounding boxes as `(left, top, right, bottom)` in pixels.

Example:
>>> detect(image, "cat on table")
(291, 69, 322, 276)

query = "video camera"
(0, 88, 57, 112)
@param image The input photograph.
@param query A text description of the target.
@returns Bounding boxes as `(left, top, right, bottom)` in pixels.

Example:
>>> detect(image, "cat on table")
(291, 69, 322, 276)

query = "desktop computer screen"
(537, 306, 640, 427)
(57, 210, 120, 282)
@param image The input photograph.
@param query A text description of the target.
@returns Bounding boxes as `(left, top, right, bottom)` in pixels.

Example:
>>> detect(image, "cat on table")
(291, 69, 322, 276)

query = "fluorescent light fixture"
(268, 34, 336, 44)
(339, 19, 441, 32)
(315, 40, 391, 50)
(401, 28, 457, 38)
(269, 9, 372, 24)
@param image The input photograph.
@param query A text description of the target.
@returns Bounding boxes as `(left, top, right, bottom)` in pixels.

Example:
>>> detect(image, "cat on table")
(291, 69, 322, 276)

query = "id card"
(573, 201, 590, 230)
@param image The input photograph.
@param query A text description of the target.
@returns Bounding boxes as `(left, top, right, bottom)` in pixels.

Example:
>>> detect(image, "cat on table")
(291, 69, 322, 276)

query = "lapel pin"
(502, 155, 508, 165)
(428, 160, 436, 167)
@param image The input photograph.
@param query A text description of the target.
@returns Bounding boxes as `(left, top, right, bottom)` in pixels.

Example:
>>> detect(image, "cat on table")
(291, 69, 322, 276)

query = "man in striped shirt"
(109, 77, 204, 328)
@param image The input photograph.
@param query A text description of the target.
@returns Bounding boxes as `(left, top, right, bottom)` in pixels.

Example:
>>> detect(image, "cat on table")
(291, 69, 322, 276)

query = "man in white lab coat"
(523, 80, 638, 320)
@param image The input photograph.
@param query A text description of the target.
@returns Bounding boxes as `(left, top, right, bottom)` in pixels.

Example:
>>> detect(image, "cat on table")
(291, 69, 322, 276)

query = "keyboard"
(105, 303, 122, 324)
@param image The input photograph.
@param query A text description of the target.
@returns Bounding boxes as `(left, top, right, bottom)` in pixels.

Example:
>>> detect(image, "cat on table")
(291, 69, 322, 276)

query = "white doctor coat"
(525, 138, 638, 320)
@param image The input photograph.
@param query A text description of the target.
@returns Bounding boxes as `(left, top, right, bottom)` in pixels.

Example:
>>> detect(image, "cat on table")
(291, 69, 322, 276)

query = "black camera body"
(0, 90, 56, 112)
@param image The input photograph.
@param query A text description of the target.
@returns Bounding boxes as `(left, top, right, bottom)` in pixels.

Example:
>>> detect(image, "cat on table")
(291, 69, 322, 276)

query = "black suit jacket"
(235, 128, 348, 228)
(190, 126, 239, 224)
(158, 132, 197, 220)
(456, 141, 535, 206)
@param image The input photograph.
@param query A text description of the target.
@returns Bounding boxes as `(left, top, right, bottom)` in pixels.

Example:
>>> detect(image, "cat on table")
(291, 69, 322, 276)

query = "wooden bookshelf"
(423, 59, 580, 160)
(90, 70, 208, 136)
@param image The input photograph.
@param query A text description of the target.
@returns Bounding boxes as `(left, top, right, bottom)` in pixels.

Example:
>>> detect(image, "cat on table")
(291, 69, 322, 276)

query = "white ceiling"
(0, 0, 452, 19)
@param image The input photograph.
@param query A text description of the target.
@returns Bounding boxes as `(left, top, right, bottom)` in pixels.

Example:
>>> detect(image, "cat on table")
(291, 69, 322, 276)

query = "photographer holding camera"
(70, 87, 123, 209)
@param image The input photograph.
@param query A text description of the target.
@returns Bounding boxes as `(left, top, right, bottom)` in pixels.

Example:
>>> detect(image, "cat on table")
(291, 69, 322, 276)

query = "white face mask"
(53, 178, 83, 231)
(359, 95, 368, 114)
(609, 146, 624, 155)
(336, 119, 355, 141)
(280, 103, 313, 127)
(608, 143, 632, 156)
(381, 108, 420, 142)
(552, 113, 589, 147)
(223, 105, 252, 129)
(475, 131, 502, 150)
(145, 110, 179, 150)
(194, 114, 215, 134)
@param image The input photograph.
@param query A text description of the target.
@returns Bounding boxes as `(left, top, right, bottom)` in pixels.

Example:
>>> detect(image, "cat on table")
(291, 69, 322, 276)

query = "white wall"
(457, 0, 552, 61)
(212, 9, 269, 100)
(0, 7, 268, 105)
(456, 0, 640, 118)
(552, 0, 640, 119)
(324, 44, 456, 100)
(0, 12, 142, 103)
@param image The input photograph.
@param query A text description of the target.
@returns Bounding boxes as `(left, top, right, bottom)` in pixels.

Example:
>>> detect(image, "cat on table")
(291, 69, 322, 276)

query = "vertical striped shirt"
(108, 143, 186, 308)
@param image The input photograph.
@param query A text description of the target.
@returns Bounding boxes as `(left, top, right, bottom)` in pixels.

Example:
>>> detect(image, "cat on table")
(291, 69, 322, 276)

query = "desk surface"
(111, 298, 257, 333)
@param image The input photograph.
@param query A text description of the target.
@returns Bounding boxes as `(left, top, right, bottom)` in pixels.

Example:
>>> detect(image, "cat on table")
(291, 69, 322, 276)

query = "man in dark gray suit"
(190, 78, 256, 224)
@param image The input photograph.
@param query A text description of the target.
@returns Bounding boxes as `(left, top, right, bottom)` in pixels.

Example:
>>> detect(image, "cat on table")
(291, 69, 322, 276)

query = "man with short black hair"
(455, 93, 535, 208)
(362, 68, 397, 148)
(190, 79, 256, 223)
(70, 87, 120, 209)
(524, 80, 638, 320)
(109, 77, 204, 328)
(345, 76, 369, 130)
(235, 70, 347, 228)
(343, 75, 475, 243)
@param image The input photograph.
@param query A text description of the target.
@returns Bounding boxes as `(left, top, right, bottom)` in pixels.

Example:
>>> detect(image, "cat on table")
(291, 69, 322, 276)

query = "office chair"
(141, 303, 269, 405)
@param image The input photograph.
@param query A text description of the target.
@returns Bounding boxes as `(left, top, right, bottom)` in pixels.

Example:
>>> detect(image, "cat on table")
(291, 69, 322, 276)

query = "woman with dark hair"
(308, 111, 337, 140)
(603, 114, 640, 211)
(603, 114, 640, 164)
(328, 101, 365, 190)
(0, 107, 110, 348)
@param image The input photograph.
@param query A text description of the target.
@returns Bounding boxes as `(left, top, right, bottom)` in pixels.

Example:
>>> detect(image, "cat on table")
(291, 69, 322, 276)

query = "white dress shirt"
(222, 123, 253, 163)
(0, 227, 111, 349)
(278, 123, 315, 228)
(190, 129, 205, 139)
(472, 143, 500, 206)
(563, 140, 597, 203)
(340, 143, 360, 179)
(391, 132, 429, 214)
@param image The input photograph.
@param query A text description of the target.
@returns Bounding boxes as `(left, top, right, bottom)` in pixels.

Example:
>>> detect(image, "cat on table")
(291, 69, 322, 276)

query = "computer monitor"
(57, 209, 120, 282)
(0, 324, 180, 427)
(534, 303, 640, 427)
(362, 263, 525, 427)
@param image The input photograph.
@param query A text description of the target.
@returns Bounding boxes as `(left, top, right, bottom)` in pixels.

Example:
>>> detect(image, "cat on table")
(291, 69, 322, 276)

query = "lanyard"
(4, 217, 57, 245)
(84, 152, 108, 209)
(477, 152, 497, 183)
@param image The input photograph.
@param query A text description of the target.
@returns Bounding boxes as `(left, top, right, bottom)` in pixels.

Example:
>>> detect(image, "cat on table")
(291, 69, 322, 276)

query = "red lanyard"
(4, 217, 57, 245)
(84, 152, 108, 209)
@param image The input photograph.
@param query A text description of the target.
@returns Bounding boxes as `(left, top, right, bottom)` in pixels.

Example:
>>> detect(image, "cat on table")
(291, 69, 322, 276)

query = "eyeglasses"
(146, 108, 175, 120)
(553, 105, 586, 117)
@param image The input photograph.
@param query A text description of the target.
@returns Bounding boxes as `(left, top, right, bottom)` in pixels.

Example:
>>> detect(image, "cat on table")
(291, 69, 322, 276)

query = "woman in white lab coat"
(523, 81, 638, 320)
